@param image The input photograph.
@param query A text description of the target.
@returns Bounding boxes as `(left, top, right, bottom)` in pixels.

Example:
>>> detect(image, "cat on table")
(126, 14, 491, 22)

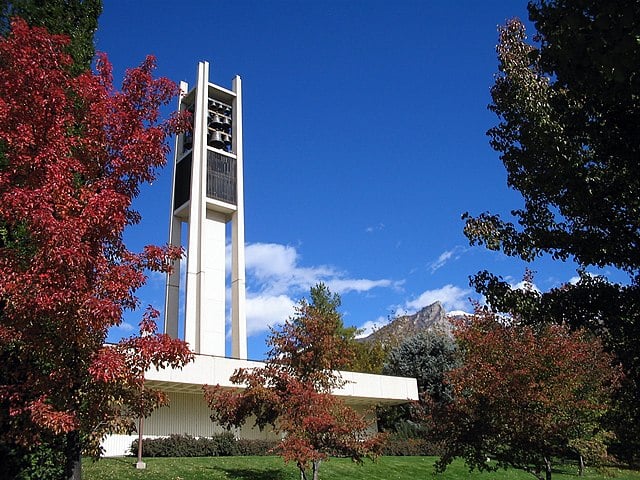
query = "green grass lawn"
(82, 456, 640, 480)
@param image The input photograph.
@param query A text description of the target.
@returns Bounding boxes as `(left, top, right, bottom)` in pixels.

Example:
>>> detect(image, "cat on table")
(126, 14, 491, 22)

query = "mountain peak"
(359, 301, 452, 345)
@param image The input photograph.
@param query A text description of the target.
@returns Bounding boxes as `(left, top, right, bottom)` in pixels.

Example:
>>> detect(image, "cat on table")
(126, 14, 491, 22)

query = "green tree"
(463, 0, 640, 462)
(384, 330, 458, 404)
(309, 282, 342, 317)
(379, 330, 459, 436)
(0, 0, 101, 75)
(349, 340, 388, 375)
(307, 282, 388, 374)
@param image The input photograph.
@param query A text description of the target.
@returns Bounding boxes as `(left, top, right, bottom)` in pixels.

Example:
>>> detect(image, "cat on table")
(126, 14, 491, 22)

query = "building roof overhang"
(145, 353, 419, 407)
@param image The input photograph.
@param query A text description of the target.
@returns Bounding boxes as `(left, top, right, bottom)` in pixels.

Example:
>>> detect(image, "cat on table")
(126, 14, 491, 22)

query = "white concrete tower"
(164, 62, 247, 359)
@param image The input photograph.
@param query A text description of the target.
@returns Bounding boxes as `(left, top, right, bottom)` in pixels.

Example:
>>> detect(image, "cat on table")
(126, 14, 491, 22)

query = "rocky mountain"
(358, 301, 460, 346)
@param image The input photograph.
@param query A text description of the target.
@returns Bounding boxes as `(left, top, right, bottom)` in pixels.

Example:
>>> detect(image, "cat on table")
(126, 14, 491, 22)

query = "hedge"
(130, 434, 278, 457)
(130, 433, 442, 457)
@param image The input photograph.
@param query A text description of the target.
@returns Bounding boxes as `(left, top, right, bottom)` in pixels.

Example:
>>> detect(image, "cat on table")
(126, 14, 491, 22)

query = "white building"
(102, 62, 418, 457)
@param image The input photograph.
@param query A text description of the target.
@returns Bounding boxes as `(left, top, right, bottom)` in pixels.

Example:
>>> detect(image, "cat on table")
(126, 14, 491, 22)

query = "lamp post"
(136, 416, 146, 469)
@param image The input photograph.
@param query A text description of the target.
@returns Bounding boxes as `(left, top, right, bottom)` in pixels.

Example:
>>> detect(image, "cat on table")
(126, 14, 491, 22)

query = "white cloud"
(403, 284, 472, 314)
(244, 243, 335, 296)
(511, 280, 541, 293)
(171, 242, 395, 338)
(246, 243, 300, 279)
(239, 242, 396, 336)
(245, 294, 296, 336)
(115, 321, 136, 333)
(326, 278, 392, 294)
(146, 269, 167, 288)
(365, 223, 385, 233)
(568, 271, 599, 285)
(428, 246, 466, 273)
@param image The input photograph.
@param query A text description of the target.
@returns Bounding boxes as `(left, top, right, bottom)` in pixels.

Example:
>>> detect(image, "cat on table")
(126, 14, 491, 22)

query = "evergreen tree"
(380, 330, 458, 436)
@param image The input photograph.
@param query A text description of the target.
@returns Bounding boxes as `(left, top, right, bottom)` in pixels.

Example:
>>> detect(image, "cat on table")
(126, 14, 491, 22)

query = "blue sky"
(97, 1, 622, 359)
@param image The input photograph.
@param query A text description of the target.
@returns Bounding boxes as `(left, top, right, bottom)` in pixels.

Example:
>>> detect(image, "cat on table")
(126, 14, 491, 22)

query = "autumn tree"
(204, 285, 384, 480)
(463, 0, 640, 462)
(433, 312, 622, 480)
(0, 19, 192, 479)
(0, 0, 101, 75)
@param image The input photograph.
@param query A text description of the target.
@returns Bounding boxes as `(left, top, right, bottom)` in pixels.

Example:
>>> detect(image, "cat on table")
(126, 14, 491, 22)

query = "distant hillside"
(358, 301, 463, 346)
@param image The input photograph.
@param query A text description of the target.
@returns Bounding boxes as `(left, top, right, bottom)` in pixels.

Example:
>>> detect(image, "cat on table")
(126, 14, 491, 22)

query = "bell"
(208, 114, 220, 127)
(209, 114, 232, 130)
(208, 130, 233, 151)
(223, 134, 232, 150)
(208, 130, 225, 149)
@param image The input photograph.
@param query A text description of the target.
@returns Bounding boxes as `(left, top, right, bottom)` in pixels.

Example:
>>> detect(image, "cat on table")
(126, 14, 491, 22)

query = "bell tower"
(164, 61, 247, 359)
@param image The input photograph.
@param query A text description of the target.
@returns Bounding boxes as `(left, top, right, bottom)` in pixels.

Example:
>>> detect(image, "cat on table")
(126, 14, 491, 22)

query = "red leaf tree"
(0, 19, 192, 479)
(204, 285, 384, 480)
(433, 311, 622, 480)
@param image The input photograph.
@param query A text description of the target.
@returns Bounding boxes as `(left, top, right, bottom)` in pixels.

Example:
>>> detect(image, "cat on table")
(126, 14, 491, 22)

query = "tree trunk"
(544, 456, 552, 480)
(312, 459, 321, 480)
(298, 463, 307, 480)
(136, 416, 147, 469)
(578, 454, 584, 476)
(66, 430, 82, 480)
(137, 417, 144, 463)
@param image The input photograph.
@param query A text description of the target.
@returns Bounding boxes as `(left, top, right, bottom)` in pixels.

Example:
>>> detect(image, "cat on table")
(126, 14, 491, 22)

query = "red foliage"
(204, 296, 383, 480)
(0, 18, 192, 455)
(433, 311, 623, 478)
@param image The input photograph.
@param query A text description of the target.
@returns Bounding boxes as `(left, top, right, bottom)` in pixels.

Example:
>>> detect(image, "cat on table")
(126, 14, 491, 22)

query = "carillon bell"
(209, 113, 232, 130)
(208, 129, 231, 150)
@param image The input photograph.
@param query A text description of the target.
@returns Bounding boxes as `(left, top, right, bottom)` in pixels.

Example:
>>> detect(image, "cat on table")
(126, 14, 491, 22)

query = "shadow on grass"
(85, 456, 136, 468)
(107, 457, 137, 466)
(210, 465, 287, 480)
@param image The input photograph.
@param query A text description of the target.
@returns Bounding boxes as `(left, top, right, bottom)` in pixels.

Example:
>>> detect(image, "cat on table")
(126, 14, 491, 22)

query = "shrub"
(381, 434, 444, 456)
(236, 439, 279, 456)
(211, 432, 238, 456)
(131, 433, 447, 458)
(130, 433, 238, 457)
(0, 438, 67, 480)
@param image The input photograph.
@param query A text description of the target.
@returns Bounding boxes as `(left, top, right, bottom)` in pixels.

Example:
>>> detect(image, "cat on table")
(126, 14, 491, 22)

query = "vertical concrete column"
(164, 216, 182, 338)
(164, 80, 189, 339)
(184, 62, 208, 354)
(231, 75, 247, 360)
(200, 209, 227, 355)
